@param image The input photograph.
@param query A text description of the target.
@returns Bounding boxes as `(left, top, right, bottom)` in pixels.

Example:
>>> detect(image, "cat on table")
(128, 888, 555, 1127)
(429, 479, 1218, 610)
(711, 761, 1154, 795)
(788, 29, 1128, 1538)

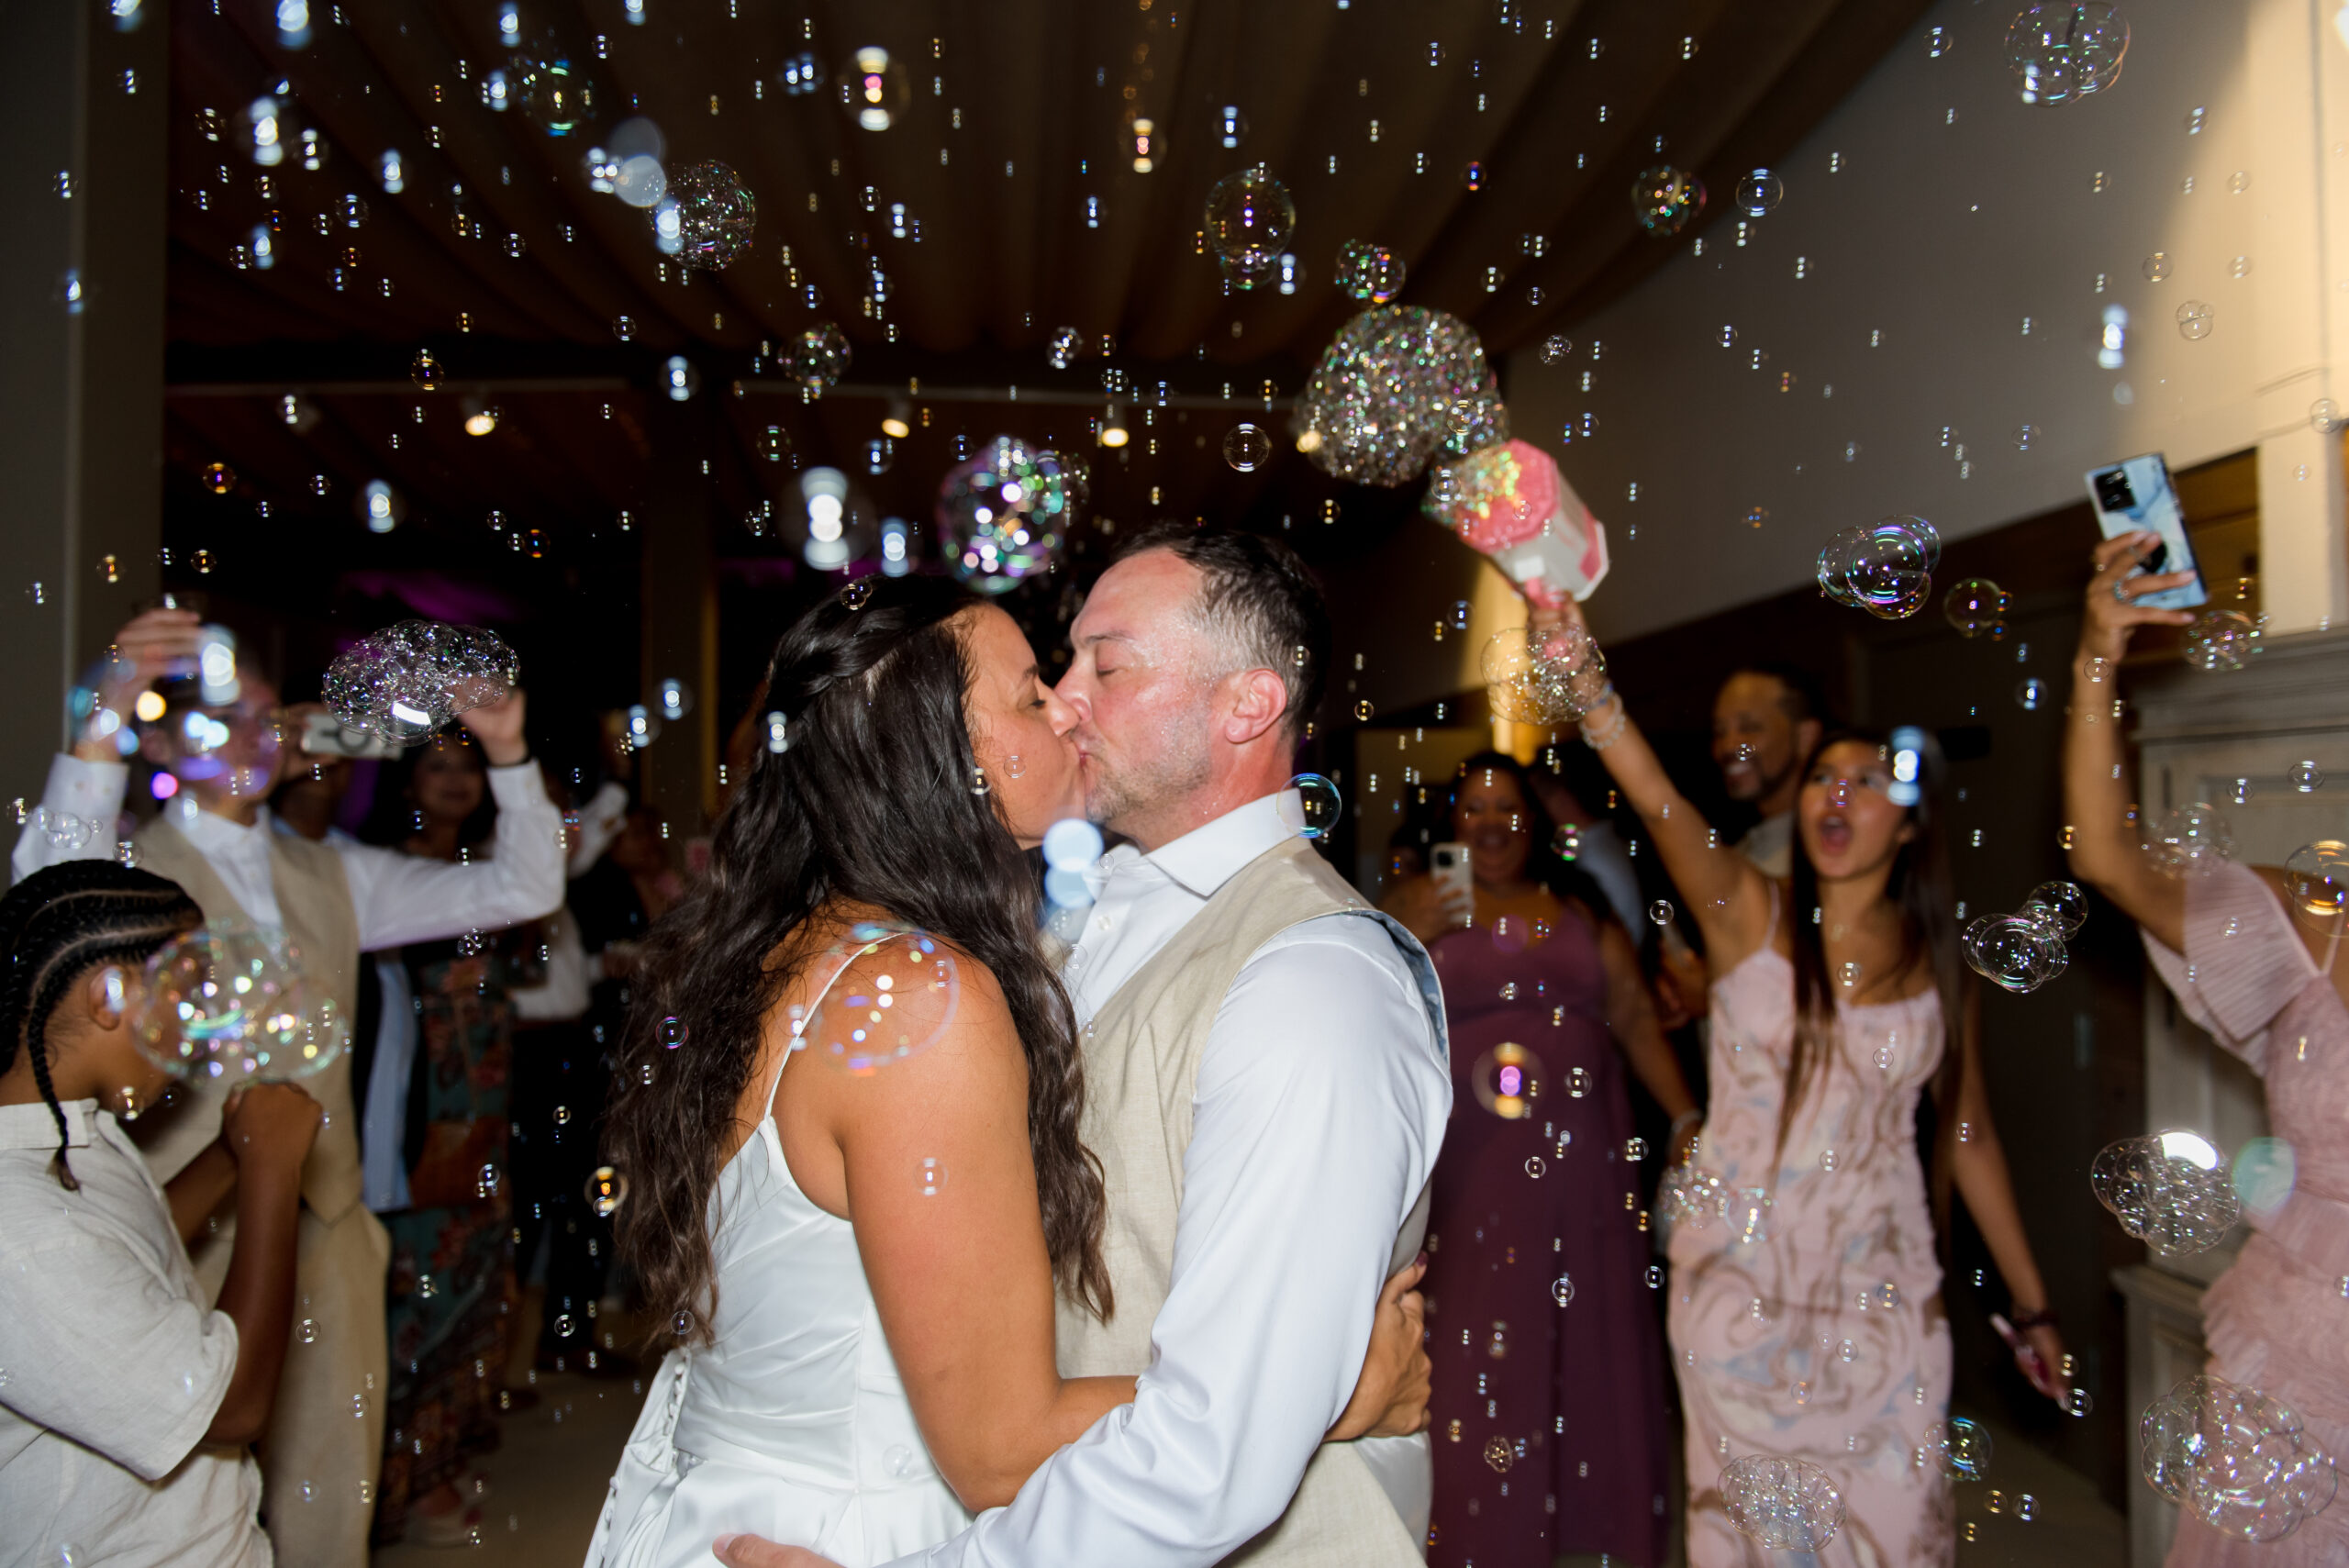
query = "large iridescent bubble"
(135, 918, 348, 1083)
(1292, 306, 1508, 487)
(936, 436, 1073, 594)
(2143, 1376, 2338, 1541)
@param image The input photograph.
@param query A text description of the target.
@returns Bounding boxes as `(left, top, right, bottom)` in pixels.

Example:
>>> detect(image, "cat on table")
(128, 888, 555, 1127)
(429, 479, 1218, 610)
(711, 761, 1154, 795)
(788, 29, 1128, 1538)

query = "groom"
(722, 524, 1451, 1566)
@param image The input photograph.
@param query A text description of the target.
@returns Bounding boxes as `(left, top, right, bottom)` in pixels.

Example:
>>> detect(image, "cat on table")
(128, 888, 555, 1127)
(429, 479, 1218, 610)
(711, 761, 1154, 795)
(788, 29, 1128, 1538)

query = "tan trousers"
(193, 1200, 391, 1567)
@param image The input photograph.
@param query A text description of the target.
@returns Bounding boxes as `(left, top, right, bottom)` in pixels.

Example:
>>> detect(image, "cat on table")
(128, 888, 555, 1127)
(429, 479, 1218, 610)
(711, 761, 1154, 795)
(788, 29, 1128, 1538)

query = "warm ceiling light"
(1098, 401, 1129, 449)
(881, 395, 912, 439)
(461, 395, 497, 436)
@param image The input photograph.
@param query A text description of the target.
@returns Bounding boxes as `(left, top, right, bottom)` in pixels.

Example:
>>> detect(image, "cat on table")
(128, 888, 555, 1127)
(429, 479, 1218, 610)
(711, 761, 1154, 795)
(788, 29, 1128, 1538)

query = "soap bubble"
(1944, 578, 2009, 637)
(1469, 1041, 1544, 1120)
(1552, 1274, 1575, 1307)
(2313, 399, 2344, 436)
(2184, 609, 2259, 673)
(135, 917, 347, 1082)
(204, 462, 237, 495)
(1293, 306, 1505, 485)
(584, 1164, 627, 1218)
(2022, 880, 2089, 940)
(2177, 300, 2214, 340)
(324, 620, 518, 742)
(1482, 623, 1608, 725)
(1926, 1418, 1995, 1481)
(2016, 678, 2051, 711)
(1335, 240, 1406, 303)
(648, 161, 754, 270)
(2143, 1375, 2339, 1541)
(800, 924, 960, 1073)
(1649, 900, 1673, 927)
(411, 350, 445, 391)
(2142, 804, 2236, 878)
(837, 46, 909, 130)
(935, 436, 1070, 594)
(1046, 326, 1083, 369)
(32, 807, 94, 852)
(1631, 164, 1705, 237)
(2093, 1131, 2241, 1253)
(1202, 166, 1296, 285)
(2283, 842, 2349, 924)
(1818, 517, 1940, 618)
(2006, 2, 2130, 104)
(1964, 910, 2067, 993)
(1223, 424, 1273, 472)
(1279, 773, 1343, 840)
(1720, 1454, 1846, 1551)
(1732, 169, 1783, 217)
(863, 437, 895, 475)
(515, 50, 596, 135)
(787, 323, 852, 390)
(2290, 761, 2323, 793)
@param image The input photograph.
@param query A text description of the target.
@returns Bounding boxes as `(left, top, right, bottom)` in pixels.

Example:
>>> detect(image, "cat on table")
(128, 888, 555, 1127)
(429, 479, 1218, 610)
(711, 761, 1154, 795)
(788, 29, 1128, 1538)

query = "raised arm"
(2063, 533, 2198, 953)
(1533, 601, 1773, 968)
(799, 950, 1134, 1513)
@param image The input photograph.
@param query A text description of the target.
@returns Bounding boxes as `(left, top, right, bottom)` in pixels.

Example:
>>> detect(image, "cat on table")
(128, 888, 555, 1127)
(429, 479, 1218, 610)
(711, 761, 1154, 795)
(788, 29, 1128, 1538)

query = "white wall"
(1503, 0, 2349, 645)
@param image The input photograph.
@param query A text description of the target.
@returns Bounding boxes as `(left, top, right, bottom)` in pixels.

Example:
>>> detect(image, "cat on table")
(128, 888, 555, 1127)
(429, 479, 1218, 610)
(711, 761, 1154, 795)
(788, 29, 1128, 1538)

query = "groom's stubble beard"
(1082, 684, 1217, 838)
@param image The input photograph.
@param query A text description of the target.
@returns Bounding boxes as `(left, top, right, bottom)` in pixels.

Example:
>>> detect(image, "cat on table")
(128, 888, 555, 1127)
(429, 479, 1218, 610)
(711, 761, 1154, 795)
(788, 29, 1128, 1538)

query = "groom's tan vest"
(1055, 836, 1443, 1566)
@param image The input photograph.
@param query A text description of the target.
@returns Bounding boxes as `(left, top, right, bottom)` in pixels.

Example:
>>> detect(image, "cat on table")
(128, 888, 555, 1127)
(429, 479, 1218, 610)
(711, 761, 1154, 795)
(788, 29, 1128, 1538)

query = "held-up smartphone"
(1430, 841, 1474, 921)
(301, 709, 405, 760)
(2086, 453, 2208, 610)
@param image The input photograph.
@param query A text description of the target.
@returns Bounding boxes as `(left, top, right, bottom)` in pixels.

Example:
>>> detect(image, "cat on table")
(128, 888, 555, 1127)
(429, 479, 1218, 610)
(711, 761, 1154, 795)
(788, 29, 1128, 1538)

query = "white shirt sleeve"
(883, 914, 1450, 1568)
(9, 753, 128, 884)
(337, 762, 568, 951)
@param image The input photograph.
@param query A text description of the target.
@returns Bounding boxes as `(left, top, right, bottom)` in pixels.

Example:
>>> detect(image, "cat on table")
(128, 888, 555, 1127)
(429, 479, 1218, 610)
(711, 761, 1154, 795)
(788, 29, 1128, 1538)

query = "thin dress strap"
(759, 932, 903, 1118)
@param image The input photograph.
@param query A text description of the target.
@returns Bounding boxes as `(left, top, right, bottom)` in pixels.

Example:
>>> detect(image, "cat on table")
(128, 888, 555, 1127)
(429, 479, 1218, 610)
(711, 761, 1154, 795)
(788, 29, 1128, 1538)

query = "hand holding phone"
(1429, 842, 1475, 927)
(2086, 454, 2207, 610)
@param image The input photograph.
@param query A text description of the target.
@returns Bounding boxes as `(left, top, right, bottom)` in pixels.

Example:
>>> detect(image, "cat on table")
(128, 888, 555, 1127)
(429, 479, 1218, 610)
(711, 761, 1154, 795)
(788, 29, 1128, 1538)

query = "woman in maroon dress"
(1385, 752, 1698, 1567)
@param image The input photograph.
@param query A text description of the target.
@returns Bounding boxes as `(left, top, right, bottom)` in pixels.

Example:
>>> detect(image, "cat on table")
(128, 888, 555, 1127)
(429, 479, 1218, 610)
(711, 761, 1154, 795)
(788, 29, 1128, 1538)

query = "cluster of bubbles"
(1200, 166, 1296, 288)
(2183, 608, 2262, 673)
(2140, 804, 2236, 878)
(1631, 164, 1706, 237)
(649, 160, 755, 270)
(1658, 1162, 1732, 1232)
(934, 436, 1074, 593)
(2142, 1376, 2339, 1542)
(1292, 306, 1508, 487)
(1943, 578, 2011, 639)
(1719, 1454, 1845, 1551)
(1279, 773, 1344, 840)
(2006, 2, 2131, 106)
(793, 924, 960, 1075)
(1962, 880, 2087, 994)
(133, 918, 347, 1083)
(2091, 1130, 2240, 1255)
(1336, 240, 1408, 303)
(323, 620, 517, 743)
(1481, 623, 1608, 725)
(1817, 517, 1941, 618)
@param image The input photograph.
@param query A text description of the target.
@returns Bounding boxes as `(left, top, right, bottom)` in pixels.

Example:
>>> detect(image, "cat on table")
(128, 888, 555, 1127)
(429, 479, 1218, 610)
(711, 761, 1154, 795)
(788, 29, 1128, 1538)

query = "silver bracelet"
(1579, 691, 1627, 751)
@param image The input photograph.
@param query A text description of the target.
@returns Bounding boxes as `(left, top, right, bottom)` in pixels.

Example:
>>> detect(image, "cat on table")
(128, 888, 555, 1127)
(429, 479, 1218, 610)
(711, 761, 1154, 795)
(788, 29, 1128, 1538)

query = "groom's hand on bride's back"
(1329, 1255, 1431, 1441)
(710, 1535, 841, 1568)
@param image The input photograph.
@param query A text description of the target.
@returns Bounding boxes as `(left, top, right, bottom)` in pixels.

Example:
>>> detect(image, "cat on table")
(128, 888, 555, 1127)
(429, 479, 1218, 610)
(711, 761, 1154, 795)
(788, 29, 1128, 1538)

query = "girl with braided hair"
(0, 861, 325, 1567)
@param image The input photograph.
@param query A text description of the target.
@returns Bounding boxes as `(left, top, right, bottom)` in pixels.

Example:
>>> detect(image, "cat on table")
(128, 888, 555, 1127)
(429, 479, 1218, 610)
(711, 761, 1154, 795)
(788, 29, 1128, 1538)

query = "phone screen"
(1430, 841, 1474, 910)
(2085, 453, 2208, 610)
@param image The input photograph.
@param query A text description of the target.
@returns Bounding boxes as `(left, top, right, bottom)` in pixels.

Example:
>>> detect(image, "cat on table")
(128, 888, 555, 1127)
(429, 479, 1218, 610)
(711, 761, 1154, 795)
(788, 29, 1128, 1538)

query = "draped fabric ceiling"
(161, 0, 1930, 695)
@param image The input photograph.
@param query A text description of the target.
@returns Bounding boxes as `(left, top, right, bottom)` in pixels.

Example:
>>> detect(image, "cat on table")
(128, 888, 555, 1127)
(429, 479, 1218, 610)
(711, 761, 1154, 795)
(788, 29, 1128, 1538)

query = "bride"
(588, 577, 1425, 1567)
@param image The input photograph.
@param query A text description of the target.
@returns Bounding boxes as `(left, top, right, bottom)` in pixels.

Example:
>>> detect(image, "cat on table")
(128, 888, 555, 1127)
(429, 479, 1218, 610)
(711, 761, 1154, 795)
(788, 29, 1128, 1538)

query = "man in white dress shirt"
(722, 526, 1450, 1568)
(12, 606, 566, 1565)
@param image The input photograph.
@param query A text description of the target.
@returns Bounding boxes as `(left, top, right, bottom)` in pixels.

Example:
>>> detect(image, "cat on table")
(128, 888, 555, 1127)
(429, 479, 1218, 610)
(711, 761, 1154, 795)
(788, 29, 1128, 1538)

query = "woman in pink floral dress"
(2065, 532, 2349, 1564)
(1538, 598, 2069, 1565)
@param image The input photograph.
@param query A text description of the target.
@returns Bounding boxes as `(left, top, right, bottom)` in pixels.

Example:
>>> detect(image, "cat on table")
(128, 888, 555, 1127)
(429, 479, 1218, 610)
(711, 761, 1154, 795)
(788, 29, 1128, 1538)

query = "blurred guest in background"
(1711, 664, 1828, 879)
(1550, 598, 2065, 1566)
(356, 731, 539, 1549)
(10, 606, 562, 1568)
(2065, 533, 2349, 1567)
(1383, 751, 1697, 1568)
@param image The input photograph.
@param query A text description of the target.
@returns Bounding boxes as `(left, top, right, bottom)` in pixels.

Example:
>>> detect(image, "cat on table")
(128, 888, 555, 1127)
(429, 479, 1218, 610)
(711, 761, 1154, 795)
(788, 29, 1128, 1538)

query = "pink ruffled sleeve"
(2141, 859, 2320, 1078)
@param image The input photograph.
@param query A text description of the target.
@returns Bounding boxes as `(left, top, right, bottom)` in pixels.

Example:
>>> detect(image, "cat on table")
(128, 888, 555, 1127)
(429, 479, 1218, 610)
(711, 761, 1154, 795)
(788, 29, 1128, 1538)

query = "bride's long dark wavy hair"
(606, 576, 1108, 1345)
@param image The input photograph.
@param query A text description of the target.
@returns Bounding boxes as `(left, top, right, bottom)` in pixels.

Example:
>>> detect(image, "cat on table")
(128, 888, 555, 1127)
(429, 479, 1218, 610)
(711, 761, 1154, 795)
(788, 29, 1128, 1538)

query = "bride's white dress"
(586, 952, 973, 1568)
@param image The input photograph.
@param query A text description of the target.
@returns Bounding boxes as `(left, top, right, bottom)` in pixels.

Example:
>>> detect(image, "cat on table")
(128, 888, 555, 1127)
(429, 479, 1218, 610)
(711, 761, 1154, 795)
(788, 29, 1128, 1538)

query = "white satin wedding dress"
(586, 947, 973, 1568)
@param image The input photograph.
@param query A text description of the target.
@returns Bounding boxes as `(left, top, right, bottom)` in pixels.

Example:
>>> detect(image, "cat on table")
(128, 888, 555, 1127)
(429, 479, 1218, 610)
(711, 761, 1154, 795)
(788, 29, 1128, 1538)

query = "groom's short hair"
(1113, 521, 1329, 741)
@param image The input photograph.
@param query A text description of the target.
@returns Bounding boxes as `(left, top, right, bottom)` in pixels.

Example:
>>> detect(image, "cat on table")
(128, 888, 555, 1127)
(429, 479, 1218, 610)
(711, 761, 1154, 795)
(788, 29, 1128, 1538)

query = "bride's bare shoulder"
(761, 903, 1013, 1073)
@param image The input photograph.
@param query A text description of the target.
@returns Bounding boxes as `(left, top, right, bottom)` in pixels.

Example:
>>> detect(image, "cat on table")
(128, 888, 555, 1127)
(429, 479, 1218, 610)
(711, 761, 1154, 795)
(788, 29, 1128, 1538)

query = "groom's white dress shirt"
(883, 791, 1450, 1568)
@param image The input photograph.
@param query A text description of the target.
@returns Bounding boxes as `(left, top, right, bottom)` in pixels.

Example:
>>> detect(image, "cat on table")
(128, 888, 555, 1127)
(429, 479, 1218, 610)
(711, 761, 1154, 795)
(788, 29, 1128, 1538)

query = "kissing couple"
(586, 524, 1453, 1568)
